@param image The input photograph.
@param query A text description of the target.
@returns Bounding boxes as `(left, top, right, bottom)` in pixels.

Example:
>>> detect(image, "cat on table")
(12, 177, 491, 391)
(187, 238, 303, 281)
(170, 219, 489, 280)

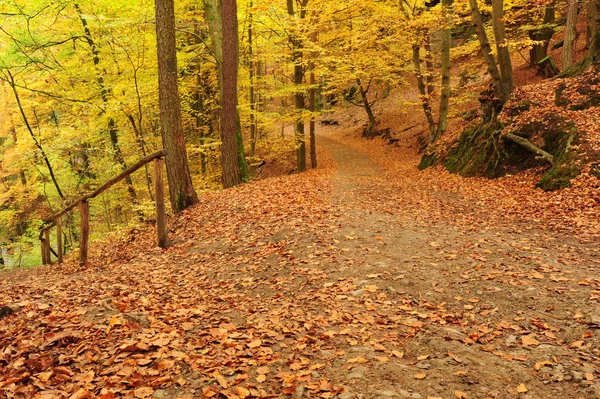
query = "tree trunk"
(154, 0, 199, 211)
(220, 0, 243, 188)
(287, 0, 307, 172)
(75, 4, 137, 202)
(309, 60, 317, 169)
(204, 0, 248, 185)
(469, 0, 508, 120)
(309, 29, 317, 169)
(492, 0, 513, 94)
(528, 2, 555, 69)
(357, 80, 377, 136)
(563, 0, 579, 69)
(5, 71, 64, 199)
(435, 0, 453, 141)
(248, 0, 257, 157)
(412, 44, 436, 136)
(587, 0, 599, 47)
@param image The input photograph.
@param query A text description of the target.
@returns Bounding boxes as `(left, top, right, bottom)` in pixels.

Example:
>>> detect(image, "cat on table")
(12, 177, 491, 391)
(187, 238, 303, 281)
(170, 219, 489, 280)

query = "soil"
(1, 123, 599, 399)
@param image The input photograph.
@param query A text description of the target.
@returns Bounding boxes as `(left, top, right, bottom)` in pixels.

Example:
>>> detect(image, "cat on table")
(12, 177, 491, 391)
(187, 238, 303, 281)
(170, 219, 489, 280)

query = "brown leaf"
(248, 339, 262, 348)
(134, 387, 154, 398)
(213, 371, 229, 388)
(516, 383, 528, 393)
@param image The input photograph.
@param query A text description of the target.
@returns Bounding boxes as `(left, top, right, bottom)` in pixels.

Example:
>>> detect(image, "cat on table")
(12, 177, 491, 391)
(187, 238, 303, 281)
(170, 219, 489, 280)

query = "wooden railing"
(39, 149, 168, 266)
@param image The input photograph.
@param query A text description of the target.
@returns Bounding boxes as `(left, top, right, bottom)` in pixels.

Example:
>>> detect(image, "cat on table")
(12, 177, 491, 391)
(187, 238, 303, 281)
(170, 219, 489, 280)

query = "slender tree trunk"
(308, 29, 317, 169)
(424, 35, 435, 96)
(74, 4, 137, 202)
(1, 82, 26, 185)
(529, 2, 555, 69)
(154, 0, 199, 211)
(287, 0, 307, 172)
(5, 71, 64, 199)
(435, 0, 453, 141)
(309, 60, 317, 169)
(563, 0, 579, 69)
(221, 0, 244, 188)
(492, 0, 513, 94)
(204, 0, 248, 184)
(248, 0, 257, 157)
(357, 80, 376, 136)
(587, 0, 599, 47)
(412, 44, 436, 136)
(470, 0, 509, 122)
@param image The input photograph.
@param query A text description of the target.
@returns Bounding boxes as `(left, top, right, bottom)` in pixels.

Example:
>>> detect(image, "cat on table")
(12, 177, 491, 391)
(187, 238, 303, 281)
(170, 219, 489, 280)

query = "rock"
(350, 289, 364, 297)
(583, 366, 597, 374)
(415, 362, 432, 370)
(396, 389, 411, 398)
(586, 314, 600, 328)
(311, 371, 321, 379)
(571, 371, 584, 382)
(442, 327, 466, 340)
(505, 335, 517, 346)
(339, 393, 355, 399)
(347, 367, 366, 380)
(374, 390, 399, 398)
(355, 280, 369, 287)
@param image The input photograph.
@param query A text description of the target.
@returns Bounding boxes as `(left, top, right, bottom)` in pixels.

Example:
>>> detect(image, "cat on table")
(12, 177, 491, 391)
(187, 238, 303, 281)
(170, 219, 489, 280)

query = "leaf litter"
(1, 122, 599, 398)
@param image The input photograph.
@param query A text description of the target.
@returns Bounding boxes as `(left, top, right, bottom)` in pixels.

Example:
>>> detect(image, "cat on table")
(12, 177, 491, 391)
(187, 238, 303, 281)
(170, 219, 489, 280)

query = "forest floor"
(1, 116, 600, 399)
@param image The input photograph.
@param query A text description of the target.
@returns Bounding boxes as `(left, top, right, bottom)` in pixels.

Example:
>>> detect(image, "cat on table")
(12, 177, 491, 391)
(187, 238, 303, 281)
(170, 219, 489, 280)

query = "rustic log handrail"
(39, 149, 168, 265)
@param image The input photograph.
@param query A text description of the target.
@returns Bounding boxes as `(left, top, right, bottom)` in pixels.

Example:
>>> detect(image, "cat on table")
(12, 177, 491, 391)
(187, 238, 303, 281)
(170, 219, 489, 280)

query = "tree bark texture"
(287, 0, 307, 172)
(528, 1, 555, 69)
(412, 44, 436, 136)
(492, 0, 513, 94)
(470, 0, 508, 120)
(220, 0, 243, 188)
(154, 0, 199, 211)
(563, 0, 579, 69)
(248, 0, 257, 157)
(435, 0, 453, 141)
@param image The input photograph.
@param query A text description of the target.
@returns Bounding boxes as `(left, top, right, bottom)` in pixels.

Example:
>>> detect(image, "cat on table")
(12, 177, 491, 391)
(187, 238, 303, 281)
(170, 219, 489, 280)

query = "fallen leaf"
(516, 383, 528, 393)
(134, 387, 154, 398)
(213, 371, 229, 388)
(248, 339, 262, 348)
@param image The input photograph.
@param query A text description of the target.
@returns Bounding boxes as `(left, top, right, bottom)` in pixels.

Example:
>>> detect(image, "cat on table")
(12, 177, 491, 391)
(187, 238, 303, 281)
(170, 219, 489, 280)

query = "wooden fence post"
(43, 229, 51, 265)
(153, 158, 167, 248)
(80, 200, 90, 265)
(41, 235, 48, 265)
(56, 217, 63, 264)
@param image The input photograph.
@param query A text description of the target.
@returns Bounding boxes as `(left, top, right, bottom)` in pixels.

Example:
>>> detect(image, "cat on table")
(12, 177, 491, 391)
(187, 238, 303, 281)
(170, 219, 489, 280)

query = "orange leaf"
(248, 339, 262, 348)
(213, 371, 229, 388)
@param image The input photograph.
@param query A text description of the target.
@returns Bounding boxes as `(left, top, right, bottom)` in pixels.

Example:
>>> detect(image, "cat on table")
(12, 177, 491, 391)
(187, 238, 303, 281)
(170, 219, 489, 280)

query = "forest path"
(1, 130, 599, 399)
(310, 132, 600, 399)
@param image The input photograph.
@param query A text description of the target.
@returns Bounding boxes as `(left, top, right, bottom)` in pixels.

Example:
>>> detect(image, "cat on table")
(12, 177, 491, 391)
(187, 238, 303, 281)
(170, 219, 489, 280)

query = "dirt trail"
(1, 130, 599, 399)
(312, 133, 600, 399)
